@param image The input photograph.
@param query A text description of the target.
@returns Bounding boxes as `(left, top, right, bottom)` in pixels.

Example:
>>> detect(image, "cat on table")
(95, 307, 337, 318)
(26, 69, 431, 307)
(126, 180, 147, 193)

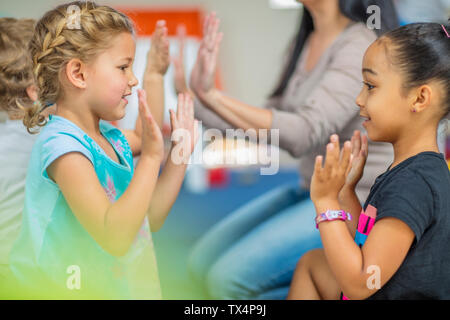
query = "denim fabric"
(188, 184, 322, 299)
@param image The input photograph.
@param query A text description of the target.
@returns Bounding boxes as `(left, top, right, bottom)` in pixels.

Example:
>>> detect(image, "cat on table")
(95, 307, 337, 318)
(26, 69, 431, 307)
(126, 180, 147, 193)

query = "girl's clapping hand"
(138, 89, 164, 162)
(344, 130, 368, 189)
(169, 93, 199, 163)
(311, 134, 352, 206)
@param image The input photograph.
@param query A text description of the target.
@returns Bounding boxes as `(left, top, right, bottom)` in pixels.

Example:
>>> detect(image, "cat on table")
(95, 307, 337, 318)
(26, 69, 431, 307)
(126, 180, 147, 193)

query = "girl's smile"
(360, 112, 371, 127)
(122, 92, 131, 104)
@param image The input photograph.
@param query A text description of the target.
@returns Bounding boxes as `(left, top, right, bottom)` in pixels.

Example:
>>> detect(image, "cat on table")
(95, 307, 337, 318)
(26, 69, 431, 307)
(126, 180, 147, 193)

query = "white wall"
(0, 0, 302, 108)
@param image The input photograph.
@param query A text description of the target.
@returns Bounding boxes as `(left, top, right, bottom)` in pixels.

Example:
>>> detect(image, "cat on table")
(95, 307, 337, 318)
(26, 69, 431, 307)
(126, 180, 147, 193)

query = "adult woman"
(185, 0, 399, 299)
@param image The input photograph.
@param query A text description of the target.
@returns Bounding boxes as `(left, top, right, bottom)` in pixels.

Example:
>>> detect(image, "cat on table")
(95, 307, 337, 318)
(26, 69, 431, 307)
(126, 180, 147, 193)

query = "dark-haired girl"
(186, 0, 399, 299)
(289, 22, 450, 300)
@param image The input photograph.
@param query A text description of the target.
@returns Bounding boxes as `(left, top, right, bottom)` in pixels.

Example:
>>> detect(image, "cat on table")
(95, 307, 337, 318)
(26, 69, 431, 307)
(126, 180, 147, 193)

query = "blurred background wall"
(0, 0, 302, 110)
(2, 0, 449, 116)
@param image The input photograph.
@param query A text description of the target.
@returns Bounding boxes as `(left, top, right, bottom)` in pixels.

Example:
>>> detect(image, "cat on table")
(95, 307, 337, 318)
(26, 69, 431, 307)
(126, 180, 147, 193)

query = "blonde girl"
(9, 1, 198, 299)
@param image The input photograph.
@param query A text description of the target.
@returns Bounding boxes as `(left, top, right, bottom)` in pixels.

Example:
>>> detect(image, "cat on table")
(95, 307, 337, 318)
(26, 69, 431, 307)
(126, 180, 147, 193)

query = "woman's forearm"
(146, 146, 188, 232)
(200, 89, 273, 131)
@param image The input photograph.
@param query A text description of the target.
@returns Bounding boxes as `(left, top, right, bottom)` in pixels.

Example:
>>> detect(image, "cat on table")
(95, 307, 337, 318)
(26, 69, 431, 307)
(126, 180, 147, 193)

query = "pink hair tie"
(442, 24, 450, 38)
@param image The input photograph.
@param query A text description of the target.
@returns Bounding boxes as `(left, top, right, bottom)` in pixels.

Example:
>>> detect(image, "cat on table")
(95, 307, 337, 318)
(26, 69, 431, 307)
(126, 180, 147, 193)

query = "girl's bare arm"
(48, 153, 160, 257)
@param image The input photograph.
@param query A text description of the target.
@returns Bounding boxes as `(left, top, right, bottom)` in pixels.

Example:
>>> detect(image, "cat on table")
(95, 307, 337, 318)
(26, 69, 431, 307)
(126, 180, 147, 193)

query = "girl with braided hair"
(9, 1, 198, 299)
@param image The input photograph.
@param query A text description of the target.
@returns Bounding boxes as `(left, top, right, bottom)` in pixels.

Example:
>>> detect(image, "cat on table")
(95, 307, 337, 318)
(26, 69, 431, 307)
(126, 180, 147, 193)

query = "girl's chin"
(115, 108, 126, 120)
(114, 100, 128, 118)
(362, 119, 371, 127)
(363, 125, 386, 143)
(101, 108, 126, 122)
(362, 120, 375, 140)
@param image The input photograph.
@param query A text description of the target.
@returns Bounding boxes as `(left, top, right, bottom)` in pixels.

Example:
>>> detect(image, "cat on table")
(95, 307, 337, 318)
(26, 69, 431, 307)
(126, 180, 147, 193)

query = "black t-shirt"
(363, 152, 450, 300)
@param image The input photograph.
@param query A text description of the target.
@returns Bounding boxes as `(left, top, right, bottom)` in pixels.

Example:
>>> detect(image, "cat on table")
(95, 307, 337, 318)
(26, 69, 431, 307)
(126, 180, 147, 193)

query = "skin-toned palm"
(146, 20, 170, 75)
(138, 89, 164, 162)
(311, 135, 352, 204)
(172, 24, 189, 95)
(189, 15, 209, 95)
(169, 93, 199, 156)
(190, 12, 223, 97)
(189, 14, 210, 94)
(344, 130, 368, 188)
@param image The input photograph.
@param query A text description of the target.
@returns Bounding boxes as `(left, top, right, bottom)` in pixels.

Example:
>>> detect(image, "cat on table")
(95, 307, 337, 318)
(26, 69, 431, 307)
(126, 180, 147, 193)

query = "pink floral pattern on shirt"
(103, 174, 117, 202)
(111, 138, 125, 156)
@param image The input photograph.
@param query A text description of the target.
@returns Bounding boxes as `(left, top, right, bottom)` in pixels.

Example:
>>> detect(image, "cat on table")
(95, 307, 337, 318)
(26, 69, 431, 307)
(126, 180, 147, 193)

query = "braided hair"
(25, 1, 134, 133)
(0, 18, 35, 119)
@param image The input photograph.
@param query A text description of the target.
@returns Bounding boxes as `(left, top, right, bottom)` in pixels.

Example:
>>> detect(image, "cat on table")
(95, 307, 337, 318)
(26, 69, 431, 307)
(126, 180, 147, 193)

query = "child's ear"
(411, 84, 432, 113)
(64, 58, 87, 89)
(25, 85, 38, 102)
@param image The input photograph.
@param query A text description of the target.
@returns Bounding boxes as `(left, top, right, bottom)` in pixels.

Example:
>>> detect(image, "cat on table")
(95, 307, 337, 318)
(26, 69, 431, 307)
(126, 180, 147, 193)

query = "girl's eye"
(119, 66, 128, 72)
(363, 81, 375, 91)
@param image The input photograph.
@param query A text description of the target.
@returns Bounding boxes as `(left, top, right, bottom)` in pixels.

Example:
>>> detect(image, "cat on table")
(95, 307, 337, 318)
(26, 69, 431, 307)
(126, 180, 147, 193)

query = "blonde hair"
(0, 18, 35, 120)
(26, 1, 134, 133)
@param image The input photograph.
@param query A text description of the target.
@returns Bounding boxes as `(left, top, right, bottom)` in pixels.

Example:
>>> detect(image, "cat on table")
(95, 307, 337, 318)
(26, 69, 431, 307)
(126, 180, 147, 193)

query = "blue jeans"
(187, 184, 323, 299)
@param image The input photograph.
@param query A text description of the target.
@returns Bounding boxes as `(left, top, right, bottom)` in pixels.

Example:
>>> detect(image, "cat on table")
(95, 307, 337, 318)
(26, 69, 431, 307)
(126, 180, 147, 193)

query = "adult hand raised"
(190, 12, 223, 100)
(146, 20, 170, 76)
(172, 24, 190, 95)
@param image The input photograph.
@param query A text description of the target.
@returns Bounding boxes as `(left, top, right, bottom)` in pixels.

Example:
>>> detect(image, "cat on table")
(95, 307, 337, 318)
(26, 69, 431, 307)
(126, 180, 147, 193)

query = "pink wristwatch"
(315, 210, 352, 229)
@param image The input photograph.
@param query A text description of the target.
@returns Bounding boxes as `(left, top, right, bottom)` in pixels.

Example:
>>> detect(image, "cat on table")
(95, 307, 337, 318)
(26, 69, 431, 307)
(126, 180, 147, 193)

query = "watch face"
(326, 210, 346, 220)
(327, 210, 338, 219)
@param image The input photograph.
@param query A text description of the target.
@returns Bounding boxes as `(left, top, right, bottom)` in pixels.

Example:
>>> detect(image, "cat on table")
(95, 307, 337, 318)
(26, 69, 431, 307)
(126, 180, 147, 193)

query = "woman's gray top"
(194, 22, 393, 203)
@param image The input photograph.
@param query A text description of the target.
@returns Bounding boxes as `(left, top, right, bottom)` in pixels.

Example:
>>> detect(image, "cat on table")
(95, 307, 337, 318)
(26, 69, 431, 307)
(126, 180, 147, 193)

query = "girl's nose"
(355, 90, 364, 109)
(129, 73, 139, 87)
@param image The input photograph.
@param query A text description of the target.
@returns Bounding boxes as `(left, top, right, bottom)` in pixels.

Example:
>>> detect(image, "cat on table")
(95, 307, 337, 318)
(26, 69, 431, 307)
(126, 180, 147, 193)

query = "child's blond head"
(0, 18, 35, 119)
(26, 1, 134, 133)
